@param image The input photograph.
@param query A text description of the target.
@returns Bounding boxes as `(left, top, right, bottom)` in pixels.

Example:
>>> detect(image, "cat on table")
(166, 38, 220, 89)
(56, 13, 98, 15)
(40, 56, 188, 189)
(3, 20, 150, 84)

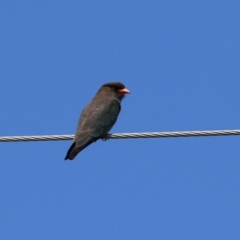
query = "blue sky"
(1, 0, 240, 239)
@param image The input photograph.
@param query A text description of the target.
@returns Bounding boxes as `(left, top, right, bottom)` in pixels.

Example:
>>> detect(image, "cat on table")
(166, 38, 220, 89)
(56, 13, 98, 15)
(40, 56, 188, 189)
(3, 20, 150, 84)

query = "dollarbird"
(65, 82, 130, 160)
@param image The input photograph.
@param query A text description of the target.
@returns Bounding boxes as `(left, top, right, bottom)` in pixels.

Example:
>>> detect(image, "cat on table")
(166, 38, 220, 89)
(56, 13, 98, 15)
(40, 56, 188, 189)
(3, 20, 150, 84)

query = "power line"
(1, 129, 240, 142)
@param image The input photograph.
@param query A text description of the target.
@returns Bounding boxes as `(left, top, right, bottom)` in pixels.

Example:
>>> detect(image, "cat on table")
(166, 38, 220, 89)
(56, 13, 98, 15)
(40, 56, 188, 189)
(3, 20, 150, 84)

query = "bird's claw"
(102, 133, 111, 141)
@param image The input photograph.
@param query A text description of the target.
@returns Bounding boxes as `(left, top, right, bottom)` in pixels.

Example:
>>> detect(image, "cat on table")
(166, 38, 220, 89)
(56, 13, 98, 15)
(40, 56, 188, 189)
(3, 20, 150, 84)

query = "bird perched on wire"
(65, 82, 130, 160)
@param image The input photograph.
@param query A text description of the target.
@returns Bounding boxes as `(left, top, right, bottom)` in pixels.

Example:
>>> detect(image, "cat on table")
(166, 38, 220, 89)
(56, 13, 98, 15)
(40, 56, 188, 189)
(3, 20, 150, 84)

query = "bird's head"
(101, 82, 130, 101)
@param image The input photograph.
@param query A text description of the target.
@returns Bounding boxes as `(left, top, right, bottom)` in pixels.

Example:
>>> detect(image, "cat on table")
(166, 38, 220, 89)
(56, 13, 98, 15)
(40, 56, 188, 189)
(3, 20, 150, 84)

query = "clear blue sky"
(1, 1, 240, 239)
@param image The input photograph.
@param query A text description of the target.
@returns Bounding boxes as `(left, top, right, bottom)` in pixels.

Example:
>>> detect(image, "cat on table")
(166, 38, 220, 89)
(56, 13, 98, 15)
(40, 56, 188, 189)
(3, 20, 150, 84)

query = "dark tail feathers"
(64, 142, 77, 160)
(64, 139, 96, 160)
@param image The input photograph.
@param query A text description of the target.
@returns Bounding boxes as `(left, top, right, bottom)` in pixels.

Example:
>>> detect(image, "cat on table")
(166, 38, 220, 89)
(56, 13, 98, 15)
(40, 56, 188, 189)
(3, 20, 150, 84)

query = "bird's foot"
(102, 133, 111, 141)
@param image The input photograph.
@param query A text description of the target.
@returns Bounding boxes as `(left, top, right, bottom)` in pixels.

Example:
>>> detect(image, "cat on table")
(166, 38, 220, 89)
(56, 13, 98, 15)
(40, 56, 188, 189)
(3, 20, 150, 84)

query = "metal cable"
(1, 129, 240, 142)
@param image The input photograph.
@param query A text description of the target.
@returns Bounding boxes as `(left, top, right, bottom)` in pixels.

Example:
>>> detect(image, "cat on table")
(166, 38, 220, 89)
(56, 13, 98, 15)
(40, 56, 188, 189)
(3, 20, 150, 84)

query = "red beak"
(117, 88, 130, 94)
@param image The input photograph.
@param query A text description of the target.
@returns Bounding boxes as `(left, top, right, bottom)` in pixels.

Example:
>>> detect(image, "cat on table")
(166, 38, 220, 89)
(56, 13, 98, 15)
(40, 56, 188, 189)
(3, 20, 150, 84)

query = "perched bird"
(65, 82, 130, 160)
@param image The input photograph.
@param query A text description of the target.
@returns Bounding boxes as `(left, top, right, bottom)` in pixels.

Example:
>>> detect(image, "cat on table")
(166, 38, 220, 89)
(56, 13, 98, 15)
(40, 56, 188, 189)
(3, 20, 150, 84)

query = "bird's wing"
(91, 99, 121, 137)
(74, 99, 121, 146)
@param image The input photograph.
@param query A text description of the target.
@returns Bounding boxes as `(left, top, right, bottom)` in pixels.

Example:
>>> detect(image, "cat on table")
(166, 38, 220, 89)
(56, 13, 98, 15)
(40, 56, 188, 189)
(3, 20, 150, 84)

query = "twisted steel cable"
(1, 129, 240, 142)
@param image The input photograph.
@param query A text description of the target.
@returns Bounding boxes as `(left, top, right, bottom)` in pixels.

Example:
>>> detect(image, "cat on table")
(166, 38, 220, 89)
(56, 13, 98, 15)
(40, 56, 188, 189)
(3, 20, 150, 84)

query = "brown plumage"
(65, 82, 130, 160)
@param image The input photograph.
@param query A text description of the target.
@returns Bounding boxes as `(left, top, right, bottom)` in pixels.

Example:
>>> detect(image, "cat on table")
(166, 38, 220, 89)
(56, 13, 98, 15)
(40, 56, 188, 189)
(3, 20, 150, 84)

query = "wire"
(1, 129, 240, 142)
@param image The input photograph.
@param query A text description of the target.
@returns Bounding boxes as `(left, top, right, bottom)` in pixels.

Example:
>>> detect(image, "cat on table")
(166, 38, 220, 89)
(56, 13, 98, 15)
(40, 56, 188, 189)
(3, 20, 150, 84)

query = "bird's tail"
(64, 142, 77, 160)
(64, 139, 96, 160)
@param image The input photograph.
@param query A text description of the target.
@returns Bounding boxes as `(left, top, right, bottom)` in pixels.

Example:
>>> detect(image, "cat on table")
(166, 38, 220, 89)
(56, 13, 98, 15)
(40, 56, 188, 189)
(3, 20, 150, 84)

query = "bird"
(64, 82, 130, 160)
